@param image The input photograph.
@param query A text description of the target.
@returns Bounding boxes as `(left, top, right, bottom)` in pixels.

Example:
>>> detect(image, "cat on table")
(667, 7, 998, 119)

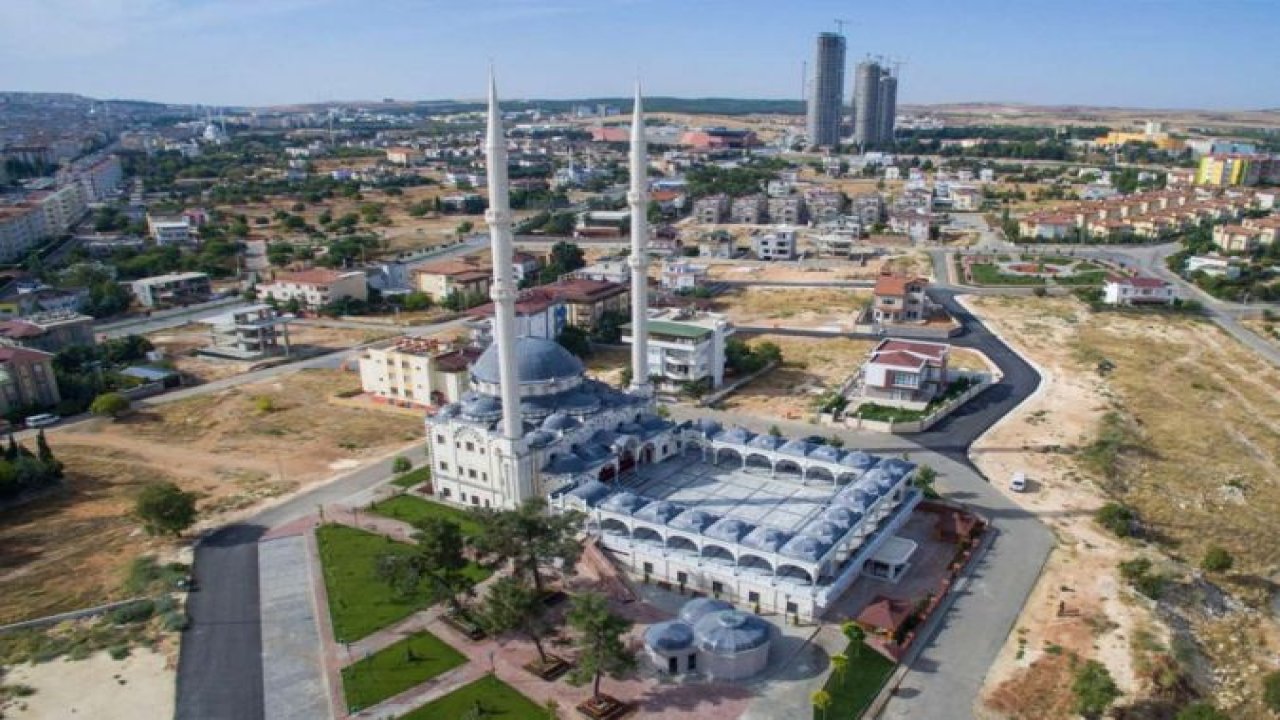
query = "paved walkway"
(259, 535, 331, 720)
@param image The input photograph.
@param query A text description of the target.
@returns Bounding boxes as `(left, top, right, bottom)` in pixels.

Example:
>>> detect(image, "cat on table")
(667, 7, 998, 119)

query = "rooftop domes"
(471, 336, 585, 387)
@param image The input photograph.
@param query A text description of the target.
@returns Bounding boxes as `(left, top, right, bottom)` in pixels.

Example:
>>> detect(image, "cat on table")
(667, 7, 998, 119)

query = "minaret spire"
(484, 70, 523, 440)
(627, 80, 651, 396)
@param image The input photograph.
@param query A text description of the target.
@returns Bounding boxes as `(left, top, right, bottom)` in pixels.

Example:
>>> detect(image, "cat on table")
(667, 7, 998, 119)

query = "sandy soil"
(147, 323, 394, 382)
(0, 369, 422, 624)
(719, 335, 873, 421)
(584, 347, 629, 386)
(2, 649, 173, 720)
(711, 287, 870, 329)
(1241, 318, 1280, 351)
(967, 295, 1280, 718)
(700, 252, 931, 283)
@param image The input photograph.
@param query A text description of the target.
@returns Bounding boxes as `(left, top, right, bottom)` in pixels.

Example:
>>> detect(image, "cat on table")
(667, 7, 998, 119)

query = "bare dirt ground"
(701, 251, 931, 283)
(719, 334, 873, 421)
(584, 347, 629, 386)
(966, 295, 1280, 718)
(904, 102, 1280, 131)
(0, 369, 422, 624)
(1241, 318, 1280, 351)
(147, 323, 394, 382)
(711, 287, 870, 329)
(2, 649, 173, 720)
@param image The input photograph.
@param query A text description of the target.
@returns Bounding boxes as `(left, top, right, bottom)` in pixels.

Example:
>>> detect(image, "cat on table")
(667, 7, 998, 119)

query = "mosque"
(425, 75, 922, 621)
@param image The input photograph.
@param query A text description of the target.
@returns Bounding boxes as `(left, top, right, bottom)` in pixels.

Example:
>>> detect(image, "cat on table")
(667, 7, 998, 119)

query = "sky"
(1, 0, 1278, 110)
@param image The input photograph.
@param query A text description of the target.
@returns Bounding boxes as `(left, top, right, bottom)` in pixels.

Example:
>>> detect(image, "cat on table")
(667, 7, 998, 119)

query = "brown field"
(969, 295, 1280, 718)
(1242, 318, 1280, 351)
(147, 322, 395, 382)
(712, 287, 869, 328)
(719, 334, 873, 421)
(702, 251, 930, 283)
(903, 102, 1280, 131)
(584, 347, 629, 386)
(0, 369, 423, 624)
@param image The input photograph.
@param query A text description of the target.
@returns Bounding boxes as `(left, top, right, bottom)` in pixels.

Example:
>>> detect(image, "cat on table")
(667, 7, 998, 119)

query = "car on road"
(24, 413, 60, 429)
(1009, 471, 1028, 492)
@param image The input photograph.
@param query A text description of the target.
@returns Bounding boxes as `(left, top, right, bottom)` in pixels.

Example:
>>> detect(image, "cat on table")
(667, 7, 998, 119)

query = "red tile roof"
(856, 596, 914, 633)
(0, 320, 44, 340)
(547, 278, 626, 302)
(0, 346, 54, 363)
(1107, 274, 1168, 289)
(873, 274, 926, 296)
(274, 268, 350, 286)
(877, 339, 949, 361)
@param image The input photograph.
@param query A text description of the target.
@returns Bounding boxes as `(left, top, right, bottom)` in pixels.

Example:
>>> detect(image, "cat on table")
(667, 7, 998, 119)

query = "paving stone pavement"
(259, 535, 331, 720)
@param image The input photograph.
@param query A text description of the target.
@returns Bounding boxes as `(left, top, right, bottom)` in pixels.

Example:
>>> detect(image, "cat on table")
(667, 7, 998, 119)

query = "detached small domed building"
(643, 599, 773, 681)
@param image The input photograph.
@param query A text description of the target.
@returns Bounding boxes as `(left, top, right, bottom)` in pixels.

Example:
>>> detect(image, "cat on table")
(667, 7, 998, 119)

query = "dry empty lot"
(147, 323, 394, 382)
(0, 369, 422, 624)
(711, 287, 870, 328)
(719, 334, 873, 421)
(968, 296, 1280, 718)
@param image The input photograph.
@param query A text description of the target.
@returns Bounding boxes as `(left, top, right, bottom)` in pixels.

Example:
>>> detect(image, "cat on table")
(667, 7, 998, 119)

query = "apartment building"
(464, 287, 567, 346)
(0, 311, 95, 353)
(132, 272, 212, 308)
(730, 194, 768, 224)
(660, 261, 708, 291)
(0, 346, 60, 414)
(358, 337, 481, 408)
(767, 196, 808, 226)
(622, 309, 734, 389)
(198, 304, 291, 359)
(1213, 224, 1266, 252)
(35, 184, 87, 237)
(258, 268, 368, 309)
(147, 214, 196, 245)
(410, 257, 492, 301)
(872, 274, 932, 324)
(752, 227, 798, 261)
(693, 194, 729, 224)
(543, 277, 629, 329)
(0, 206, 47, 262)
(1196, 154, 1262, 187)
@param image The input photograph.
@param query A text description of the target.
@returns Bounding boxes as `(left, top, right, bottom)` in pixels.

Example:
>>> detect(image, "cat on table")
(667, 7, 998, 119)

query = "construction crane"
(834, 18, 849, 35)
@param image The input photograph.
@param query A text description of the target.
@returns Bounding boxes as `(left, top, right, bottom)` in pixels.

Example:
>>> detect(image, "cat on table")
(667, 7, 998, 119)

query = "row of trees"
(0, 432, 63, 502)
(725, 338, 782, 375)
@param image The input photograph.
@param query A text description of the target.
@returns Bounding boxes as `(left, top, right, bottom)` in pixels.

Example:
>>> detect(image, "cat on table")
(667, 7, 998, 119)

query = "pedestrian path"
(259, 535, 331, 720)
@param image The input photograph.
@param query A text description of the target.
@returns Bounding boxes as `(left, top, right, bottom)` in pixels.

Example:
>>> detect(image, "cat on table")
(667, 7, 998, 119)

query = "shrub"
(108, 645, 131, 660)
(1095, 502, 1136, 537)
(89, 392, 131, 419)
(1118, 557, 1166, 600)
(392, 456, 412, 474)
(253, 396, 277, 413)
(109, 599, 156, 625)
(134, 482, 199, 537)
(1200, 546, 1233, 573)
(1072, 659, 1121, 718)
(162, 611, 190, 632)
(1264, 670, 1280, 712)
(1175, 701, 1228, 720)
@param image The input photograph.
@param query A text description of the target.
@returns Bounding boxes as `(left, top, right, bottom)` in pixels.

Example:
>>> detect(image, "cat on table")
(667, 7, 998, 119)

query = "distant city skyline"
(1, 0, 1278, 110)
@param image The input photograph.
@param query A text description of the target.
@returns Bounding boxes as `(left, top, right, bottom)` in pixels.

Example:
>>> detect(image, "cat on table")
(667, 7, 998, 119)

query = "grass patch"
(341, 630, 466, 712)
(399, 674, 545, 720)
(315, 524, 489, 642)
(390, 466, 431, 489)
(815, 644, 895, 719)
(368, 495, 481, 538)
(968, 263, 1048, 286)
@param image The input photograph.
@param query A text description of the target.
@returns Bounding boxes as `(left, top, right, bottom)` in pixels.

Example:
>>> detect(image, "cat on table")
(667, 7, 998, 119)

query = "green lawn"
(342, 630, 467, 712)
(369, 495, 482, 537)
(815, 644, 896, 720)
(966, 263, 1047, 286)
(315, 524, 490, 642)
(399, 674, 545, 720)
(391, 466, 432, 489)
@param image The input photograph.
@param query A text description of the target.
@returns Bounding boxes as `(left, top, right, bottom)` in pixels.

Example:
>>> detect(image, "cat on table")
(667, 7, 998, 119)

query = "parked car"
(24, 413, 59, 429)
(1009, 472, 1028, 492)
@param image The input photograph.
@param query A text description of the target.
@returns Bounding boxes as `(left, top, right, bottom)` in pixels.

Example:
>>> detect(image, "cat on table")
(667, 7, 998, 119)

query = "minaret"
(627, 82, 651, 396)
(484, 71, 523, 440)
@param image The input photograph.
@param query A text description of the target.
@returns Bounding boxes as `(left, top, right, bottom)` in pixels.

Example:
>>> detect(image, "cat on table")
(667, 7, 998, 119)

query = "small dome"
(741, 526, 792, 553)
(471, 337, 585, 386)
(679, 598, 733, 625)
(542, 412, 580, 432)
(634, 500, 681, 525)
(705, 517, 755, 543)
(644, 620, 694, 652)
(778, 439, 811, 457)
(525, 430, 557, 448)
(669, 508, 718, 533)
(780, 534, 832, 562)
(693, 610, 771, 655)
(460, 394, 502, 421)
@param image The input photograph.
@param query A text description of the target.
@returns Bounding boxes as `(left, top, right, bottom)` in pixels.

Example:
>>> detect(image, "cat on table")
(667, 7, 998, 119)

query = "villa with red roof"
(872, 273, 932, 324)
(858, 338, 951, 409)
(1102, 274, 1176, 306)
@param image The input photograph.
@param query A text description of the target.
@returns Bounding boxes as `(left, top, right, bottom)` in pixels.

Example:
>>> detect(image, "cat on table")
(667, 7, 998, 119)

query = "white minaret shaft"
(627, 82, 651, 395)
(484, 72, 523, 440)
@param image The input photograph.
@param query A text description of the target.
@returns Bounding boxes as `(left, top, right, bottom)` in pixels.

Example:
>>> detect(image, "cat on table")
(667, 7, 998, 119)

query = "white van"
(24, 413, 60, 429)
(1009, 472, 1028, 492)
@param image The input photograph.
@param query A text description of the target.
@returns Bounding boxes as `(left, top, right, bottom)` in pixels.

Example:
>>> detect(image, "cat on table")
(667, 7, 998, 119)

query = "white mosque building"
(425, 75, 921, 620)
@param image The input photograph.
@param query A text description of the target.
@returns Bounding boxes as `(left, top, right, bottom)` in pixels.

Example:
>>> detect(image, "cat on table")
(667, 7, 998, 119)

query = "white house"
(623, 309, 734, 389)
(259, 269, 368, 309)
(660, 261, 709, 291)
(147, 214, 195, 246)
(1103, 275, 1176, 306)
(752, 227, 797, 261)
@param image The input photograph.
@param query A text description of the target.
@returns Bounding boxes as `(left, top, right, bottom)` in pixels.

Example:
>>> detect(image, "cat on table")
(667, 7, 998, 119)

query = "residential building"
(573, 258, 631, 284)
(0, 311, 95, 353)
(693, 194, 729, 224)
(805, 188, 847, 222)
(36, 184, 87, 237)
(730, 194, 768, 225)
(198, 304, 291, 359)
(807, 32, 847, 147)
(1103, 275, 1176, 306)
(858, 339, 950, 410)
(543, 277, 629, 329)
(767, 195, 807, 225)
(358, 337, 481, 408)
(465, 287, 568, 346)
(131, 272, 212, 308)
(511, 251, 544, 284)
(872, 274, 931, 324)
(752, 227, 798, 261)
(147, 214, 195, 245)
(411, 257, 492, 301)
(1185, 255, 1242, 279)
(575, 210, 630, 238)
(0, 346, 60, 414)
(73, 155, 124, 203)
(385, 147, 423, 166)
(1196, 154, 1261, 187)
(660, 261, 708, 291)
(259, 269, 367, 309)
(698, 232, 736, 259)
(853, 60, 885, 148)
(1213, 224, 1266, 252)
(622, 308, 734, 389)
(0, 206, 47, 262)
(951, 187, 982, 212)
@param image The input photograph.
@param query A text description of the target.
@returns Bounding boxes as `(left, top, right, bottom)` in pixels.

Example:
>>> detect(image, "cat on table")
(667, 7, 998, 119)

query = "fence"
(839, 373, 993, 434)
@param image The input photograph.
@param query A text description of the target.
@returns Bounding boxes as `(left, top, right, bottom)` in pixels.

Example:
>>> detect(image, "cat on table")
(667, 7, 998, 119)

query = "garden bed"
(577, 694, 634, 720)
(368, 494, 481, 537)
(399, 674, 546, 720)
(522, 654, 572, 681)
(341, 630, 466, 712)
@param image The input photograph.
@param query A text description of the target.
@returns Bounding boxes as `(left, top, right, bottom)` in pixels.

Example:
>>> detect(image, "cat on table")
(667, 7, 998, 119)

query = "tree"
(392, 456, 412, 474)
(377, 515, 474, 615)
(913, 465, 940, 499)
(1200, 546, 1233, 573)
(35, 430, 62, 478)
(566, 592, 636, 702)
(135, 482, 198, 537)
(768, 425, 782, 437)
(1175, 702, 1229, 720)
(474, 498, 583, 594)
(547, 241, 585, 274)
(90, 392, 131, 420)
(830, 653, 848, 682)
(556, 325, 592, 358)
(456, 220, 474, 236)
(479, 576, 554, 665)
(812, 689, 832, 720)
(841, 621, 866, 659)
(591, 310, 626, 344)
(1264, 670, 1280, 712)
(1072, 659, 1121, 719)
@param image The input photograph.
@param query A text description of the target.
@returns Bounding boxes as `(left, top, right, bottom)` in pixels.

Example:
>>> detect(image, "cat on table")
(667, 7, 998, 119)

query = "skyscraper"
(853, 60, 899, 149)
(806, 32, 846, 148)
(852, 59, 882, 148)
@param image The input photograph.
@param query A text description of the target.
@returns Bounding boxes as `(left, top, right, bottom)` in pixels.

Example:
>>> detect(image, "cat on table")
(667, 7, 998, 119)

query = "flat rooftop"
(623, 453, 836, 535)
